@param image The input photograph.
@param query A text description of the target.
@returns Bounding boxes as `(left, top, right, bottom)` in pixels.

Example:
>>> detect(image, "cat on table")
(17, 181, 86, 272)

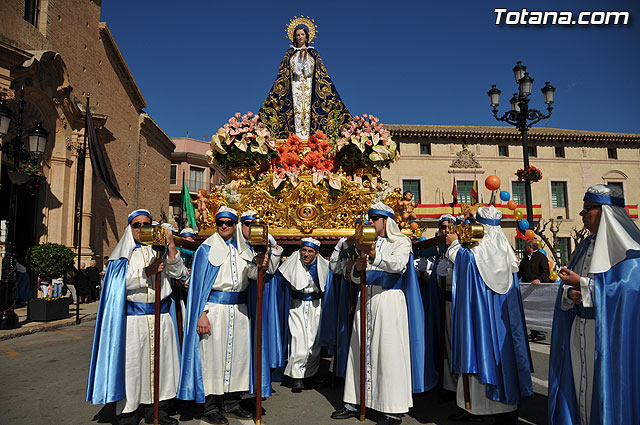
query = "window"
(607, 147, 617, 159)
(557, 237, 571, 267)
(515, 238, 526, 259)
(457, 181, 473, 204)
(189, 166, 206, 192)
(170, 165, 177, 185)
(24, 0, 40, 26)
(498, 145, 509, 157)
(527, 146, 537, 157)
(402, 179, 421, 203)
(419, 143, 431, 155)
(551, 181, 567, 208)
(511, 182, 525, 205)
(554, 146, 565, 158)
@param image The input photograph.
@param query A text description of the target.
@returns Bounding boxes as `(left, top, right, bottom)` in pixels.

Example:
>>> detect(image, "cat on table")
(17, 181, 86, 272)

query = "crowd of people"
(85, 184, 640, 425)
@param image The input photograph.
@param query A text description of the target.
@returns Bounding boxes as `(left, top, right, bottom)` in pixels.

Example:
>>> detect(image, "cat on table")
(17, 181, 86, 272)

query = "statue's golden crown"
(286, 16, 318, 44)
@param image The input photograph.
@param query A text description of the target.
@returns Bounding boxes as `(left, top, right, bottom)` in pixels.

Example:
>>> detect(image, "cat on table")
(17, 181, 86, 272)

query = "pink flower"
(247, 111, 254, 118)
(366, 139, 372, 146)
(354, 116, 359, 121)
(235, 112, 241, 119)
(363, 113, 368, 118)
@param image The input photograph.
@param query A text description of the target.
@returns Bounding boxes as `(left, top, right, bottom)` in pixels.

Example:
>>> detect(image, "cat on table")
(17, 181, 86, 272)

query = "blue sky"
(100, 1, 639, 140)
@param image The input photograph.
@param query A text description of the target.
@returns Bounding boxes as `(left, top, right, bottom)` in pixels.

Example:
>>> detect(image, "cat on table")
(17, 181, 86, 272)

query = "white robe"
(560, 238, 596, 425)
(343, 237, 413, 414)
(290, 49, 314, 139)
(200, 238, 257, 396)
(116, 246, 185, 415)
(284, 257, 325, 379)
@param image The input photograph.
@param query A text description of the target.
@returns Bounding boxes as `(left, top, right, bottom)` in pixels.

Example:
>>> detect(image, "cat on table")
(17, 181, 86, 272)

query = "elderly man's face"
(300, 246, 318, 265)
(241, 220, 252, 240)
(216, 218, 237, 240)
(580, 202, 602, 234)
(525, 244, 535, 255)
(130, 215, 152, 244)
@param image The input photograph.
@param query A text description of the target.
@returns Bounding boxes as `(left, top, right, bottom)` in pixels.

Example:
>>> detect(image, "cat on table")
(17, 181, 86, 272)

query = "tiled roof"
(386, 124, 640, 144)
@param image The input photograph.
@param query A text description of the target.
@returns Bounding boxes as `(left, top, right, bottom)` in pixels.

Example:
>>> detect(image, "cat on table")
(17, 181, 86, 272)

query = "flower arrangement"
(516, 165, 543, 183)
(23, 164, 46, 196)
(303, 131, 334, 172)
(335, 114, 398, 171)
(210, 112, 278, 170)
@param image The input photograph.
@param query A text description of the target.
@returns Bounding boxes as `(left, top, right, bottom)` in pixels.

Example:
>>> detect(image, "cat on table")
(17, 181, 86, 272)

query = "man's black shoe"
(145, 416, 179, 425)
(448, 410, 485, 422)
(203, 411, 229, 425)
(331, 408, 359, 420)
(292, 378, 304, 393)
(224, 405, 253, 419)
(377, 415, 402, 425)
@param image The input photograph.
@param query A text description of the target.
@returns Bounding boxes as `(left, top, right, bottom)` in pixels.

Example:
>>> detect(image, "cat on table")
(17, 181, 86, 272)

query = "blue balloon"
(500, 190, 511, 202)
(519, 219, 530, 230)
(539, 249, 547, 257)
(419, 236, 427, 241)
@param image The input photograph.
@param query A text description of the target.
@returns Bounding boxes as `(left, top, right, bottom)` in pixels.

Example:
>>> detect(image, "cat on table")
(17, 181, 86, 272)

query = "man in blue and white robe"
(86, 209, 186, 425)
(330, 202, 431, 425)
(549, 185, 640, 425)
(278, 237, 330, 392)
(177, 207, 275, 425)
(446, 205, 532, 424)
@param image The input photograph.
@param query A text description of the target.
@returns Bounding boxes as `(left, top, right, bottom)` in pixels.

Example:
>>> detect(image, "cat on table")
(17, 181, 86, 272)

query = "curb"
(0, 313, 97, 341)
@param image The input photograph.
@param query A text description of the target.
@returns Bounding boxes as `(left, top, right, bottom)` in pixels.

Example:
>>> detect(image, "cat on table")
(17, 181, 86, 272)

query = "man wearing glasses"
(549, 185, 640, 425)
(178, 206, 272, 425)
(87, 209, 186, 425)
(331, 202, 430, 425)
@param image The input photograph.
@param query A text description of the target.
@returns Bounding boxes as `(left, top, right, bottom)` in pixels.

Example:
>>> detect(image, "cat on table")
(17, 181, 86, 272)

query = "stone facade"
(383, 124, 640, 263)
(0, 0, 174, 263)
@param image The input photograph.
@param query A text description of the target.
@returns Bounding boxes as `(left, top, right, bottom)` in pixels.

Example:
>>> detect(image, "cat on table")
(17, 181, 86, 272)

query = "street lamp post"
(0, 86, 49, 330)
(487, 61, 555, 223)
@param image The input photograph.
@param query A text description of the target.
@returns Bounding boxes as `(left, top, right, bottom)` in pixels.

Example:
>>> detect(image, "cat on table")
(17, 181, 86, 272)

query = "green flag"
(181, 180, 197, 229)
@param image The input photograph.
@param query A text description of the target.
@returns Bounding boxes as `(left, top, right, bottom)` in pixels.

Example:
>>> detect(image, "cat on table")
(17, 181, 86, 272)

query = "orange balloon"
(410, 221, 419, 230)
(485, 175, 501, 191)
(507, 200, 517, 210)
(548, 260, 554, 270)
(525, 229, 535, 240)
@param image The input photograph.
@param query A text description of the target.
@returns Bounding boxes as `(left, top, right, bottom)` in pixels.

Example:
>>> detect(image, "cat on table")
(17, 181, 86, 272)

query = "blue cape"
(548, 235, 640, 425)
(422, 257, 444, 386)
(86, 253, 180, 405)
(451, 248, 533, 405)
(319, 272, 356, 378)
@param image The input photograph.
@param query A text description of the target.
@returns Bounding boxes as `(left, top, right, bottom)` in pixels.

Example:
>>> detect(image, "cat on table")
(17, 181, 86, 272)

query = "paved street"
(0, 320, 549, 425)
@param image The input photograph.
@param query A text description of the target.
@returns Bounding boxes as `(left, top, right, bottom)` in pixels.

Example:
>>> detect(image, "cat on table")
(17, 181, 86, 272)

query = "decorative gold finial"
(286, 15, 318, 44)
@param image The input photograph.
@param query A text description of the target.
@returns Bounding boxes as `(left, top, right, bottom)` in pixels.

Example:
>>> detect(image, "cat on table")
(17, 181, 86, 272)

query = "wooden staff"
(462, 374, 471, 409)
(255, 266, 264, 425)
(153, 250, 164, 425)
(359, 252, 366, 422)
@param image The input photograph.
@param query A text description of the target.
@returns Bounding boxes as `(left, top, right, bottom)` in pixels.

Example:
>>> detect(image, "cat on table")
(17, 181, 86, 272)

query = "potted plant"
(26, 243, 75, 321)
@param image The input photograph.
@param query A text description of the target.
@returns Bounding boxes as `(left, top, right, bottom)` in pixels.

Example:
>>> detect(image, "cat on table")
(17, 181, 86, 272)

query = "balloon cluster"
(409, 220, 422, 237)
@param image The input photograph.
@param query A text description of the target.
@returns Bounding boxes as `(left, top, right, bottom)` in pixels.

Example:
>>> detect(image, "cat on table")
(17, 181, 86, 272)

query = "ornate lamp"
(0, 98, 11, 139)
(519, 72, 534, 96)
(512, 61, 527, 82)
(509, 93, 521, 113)
(27, 121, 48, 156)
(542, 82, 556, 105)
(487, 85, 501, 108)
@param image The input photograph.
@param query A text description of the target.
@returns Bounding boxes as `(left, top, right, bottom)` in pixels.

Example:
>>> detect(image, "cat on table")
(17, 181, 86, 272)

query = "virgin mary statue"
(259, 16, 351, 140)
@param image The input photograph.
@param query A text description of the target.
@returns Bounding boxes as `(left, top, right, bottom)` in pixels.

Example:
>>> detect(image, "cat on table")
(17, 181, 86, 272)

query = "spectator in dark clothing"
(76, 262, 91, 303)
(86, 260, 101, 302)
(518, 240, 552, 284)
(64, 266, 78, 303)
(518, 239, 552, 342)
